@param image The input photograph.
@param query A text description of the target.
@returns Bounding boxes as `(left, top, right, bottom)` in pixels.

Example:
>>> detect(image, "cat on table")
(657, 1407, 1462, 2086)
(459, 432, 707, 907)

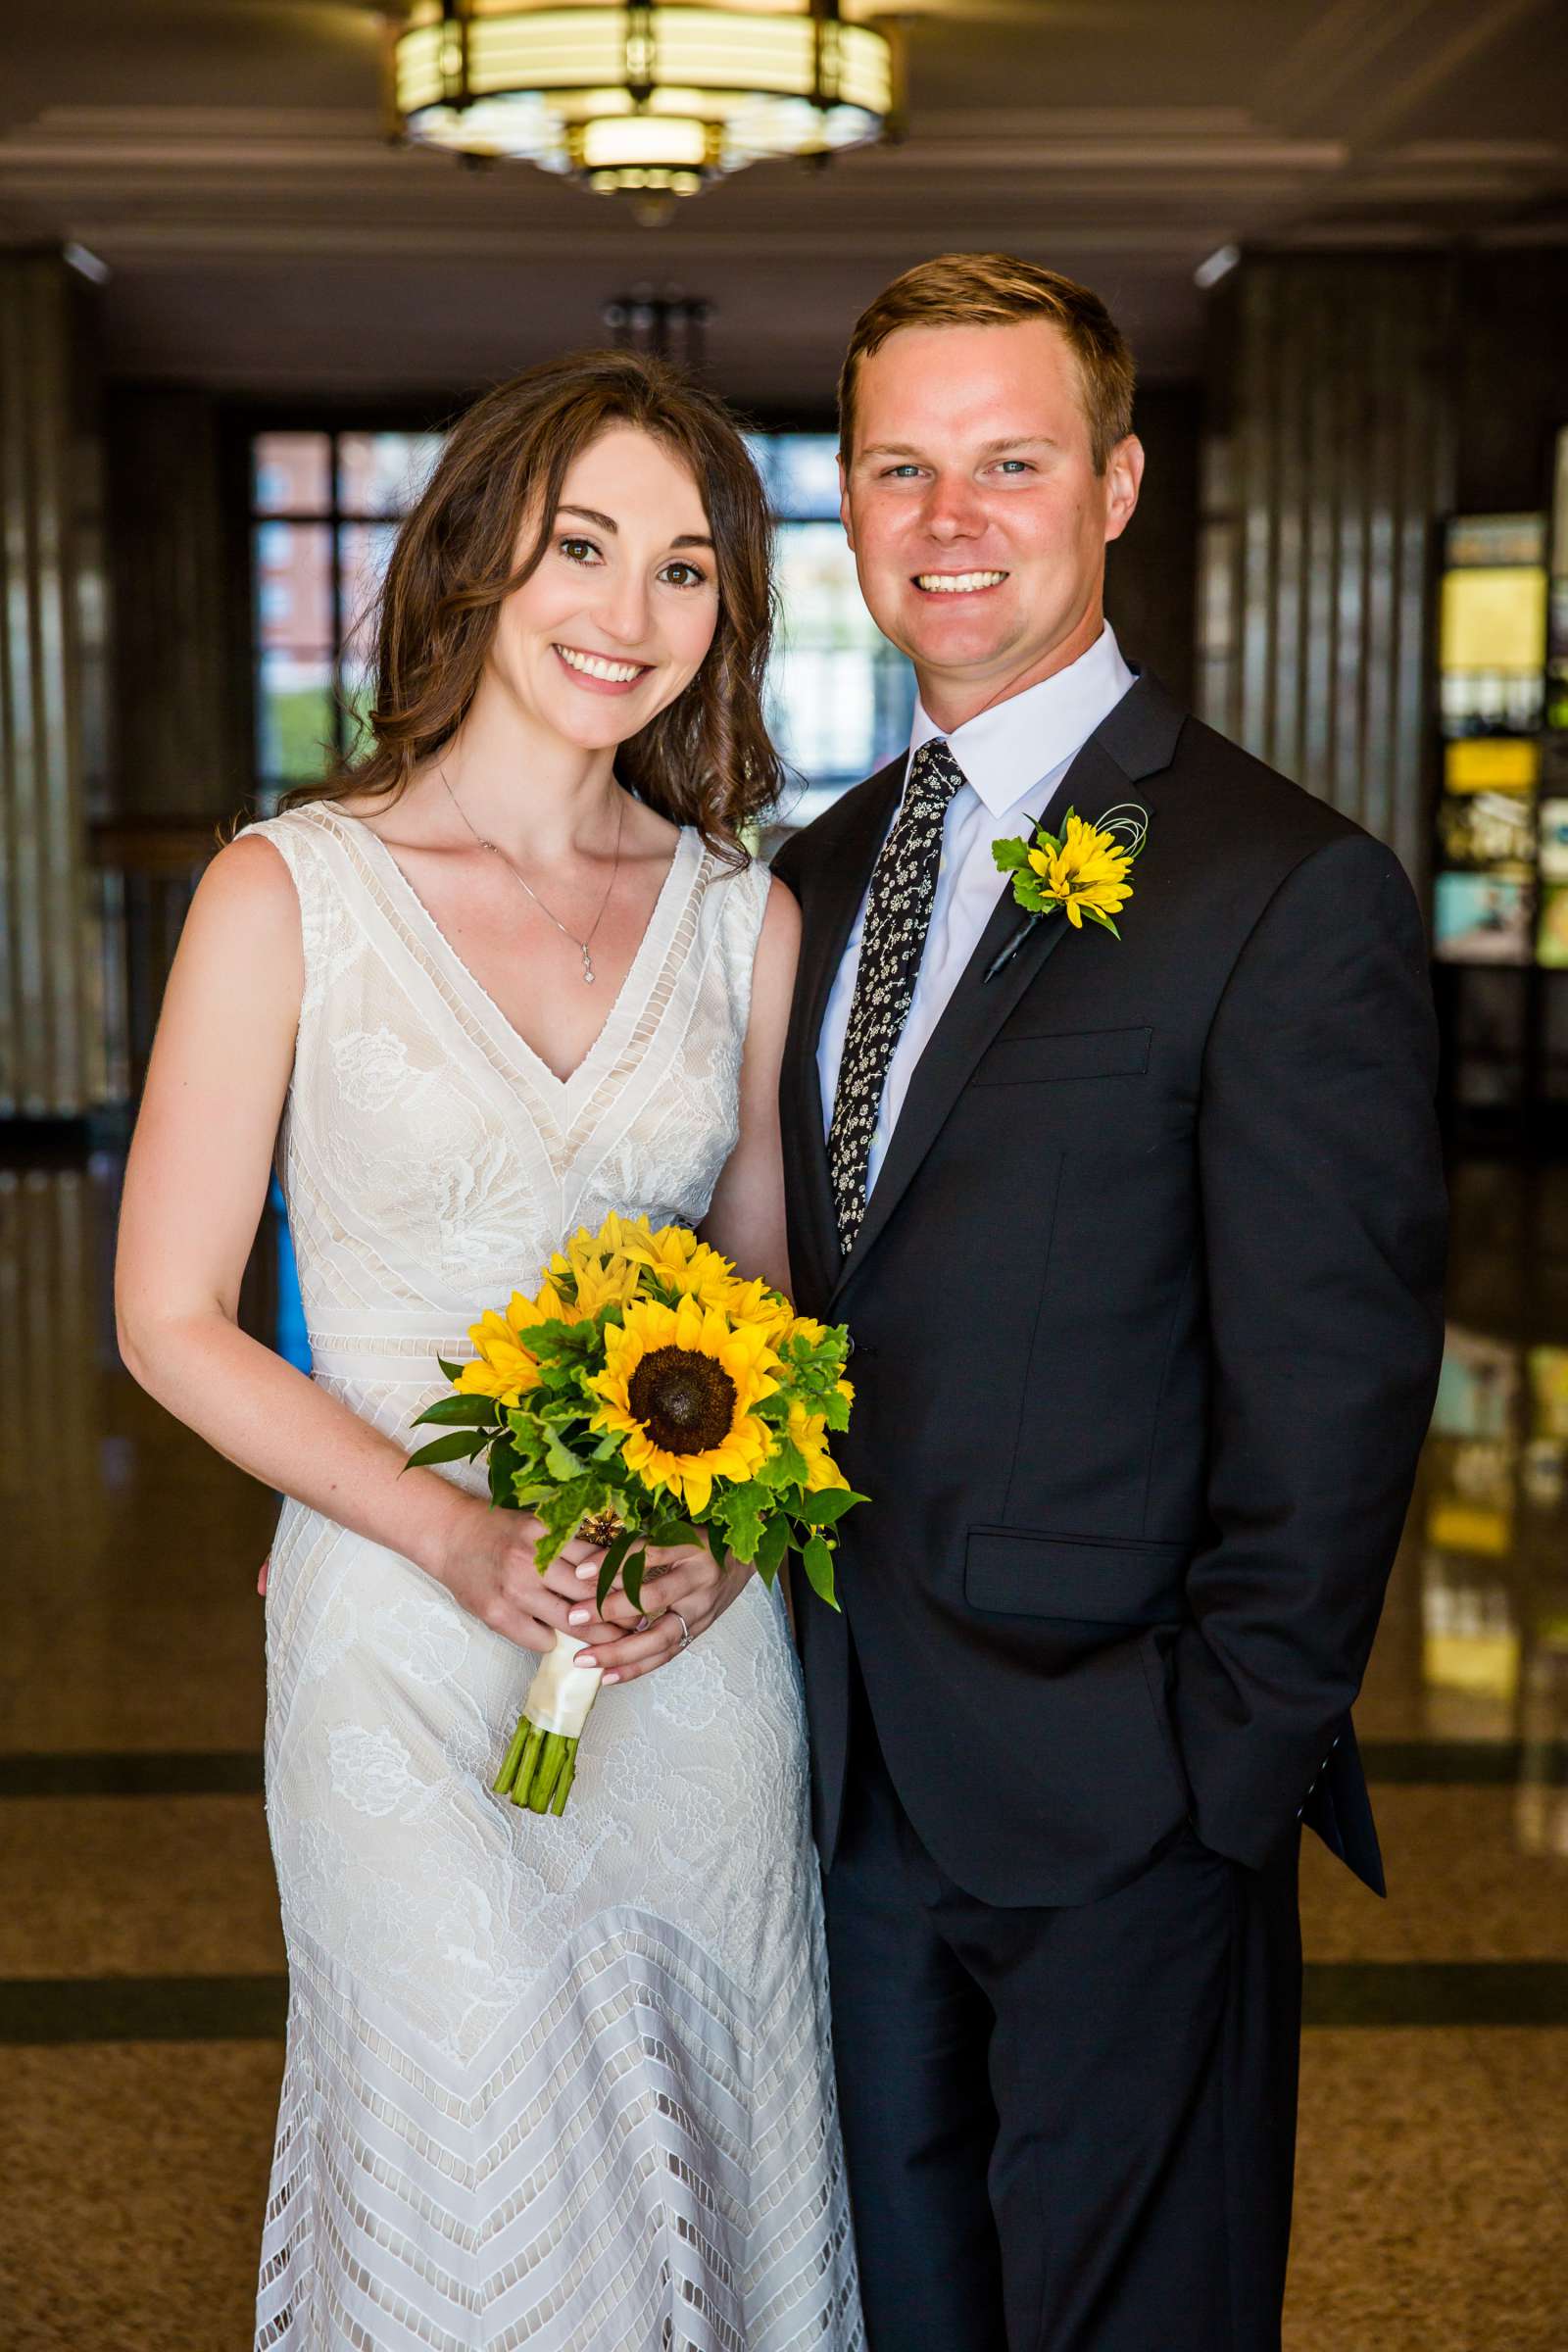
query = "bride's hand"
(569, 1539, 753, 1684)
(430, 1502, 610, 1654)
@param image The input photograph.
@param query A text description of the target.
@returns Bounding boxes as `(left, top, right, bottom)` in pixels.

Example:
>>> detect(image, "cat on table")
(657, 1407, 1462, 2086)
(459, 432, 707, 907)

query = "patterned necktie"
(827, 736, 966, 1253)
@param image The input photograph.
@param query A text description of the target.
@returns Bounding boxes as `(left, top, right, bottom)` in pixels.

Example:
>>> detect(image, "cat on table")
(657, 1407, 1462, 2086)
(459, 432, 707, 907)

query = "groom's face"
(839, 318, 1142, 725)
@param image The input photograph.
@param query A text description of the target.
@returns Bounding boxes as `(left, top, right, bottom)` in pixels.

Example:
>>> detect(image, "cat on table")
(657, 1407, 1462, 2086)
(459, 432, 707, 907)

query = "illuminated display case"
(1434, 429, 1568, 1129)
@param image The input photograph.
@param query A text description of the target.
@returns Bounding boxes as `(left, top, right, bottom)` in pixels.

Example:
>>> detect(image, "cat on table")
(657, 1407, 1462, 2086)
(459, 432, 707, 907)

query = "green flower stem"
(492, 1714, 533, 1796)
(549, 1749, 577, 1815)
(526, 1733, 566, 1813)
(513, 1723, 545, 1799)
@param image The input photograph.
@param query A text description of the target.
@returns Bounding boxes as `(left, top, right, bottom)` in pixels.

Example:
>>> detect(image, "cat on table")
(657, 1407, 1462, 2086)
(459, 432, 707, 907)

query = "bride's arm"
(696, 870, 800, 1292)
(115, 833, 599, 1653)
(578, 871, 803, 1682)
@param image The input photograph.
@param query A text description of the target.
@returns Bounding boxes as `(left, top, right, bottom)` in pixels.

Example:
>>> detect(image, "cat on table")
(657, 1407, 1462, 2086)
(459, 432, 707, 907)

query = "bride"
(115, 352, 863, 2349)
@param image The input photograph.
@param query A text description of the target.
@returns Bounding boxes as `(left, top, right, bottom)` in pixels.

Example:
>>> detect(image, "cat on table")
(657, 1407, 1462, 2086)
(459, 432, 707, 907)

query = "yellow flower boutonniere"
(986, 802, 1150, 979)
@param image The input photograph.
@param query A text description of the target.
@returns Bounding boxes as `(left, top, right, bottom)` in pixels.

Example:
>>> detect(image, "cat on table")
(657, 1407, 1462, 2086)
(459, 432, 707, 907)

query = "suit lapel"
(782, 755, 905, 1302)
(826, 675, 1185, 1311)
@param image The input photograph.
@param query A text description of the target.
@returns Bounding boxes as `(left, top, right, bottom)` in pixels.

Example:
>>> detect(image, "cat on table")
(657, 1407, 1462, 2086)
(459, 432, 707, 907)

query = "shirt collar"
(907, 623, 1136, 818)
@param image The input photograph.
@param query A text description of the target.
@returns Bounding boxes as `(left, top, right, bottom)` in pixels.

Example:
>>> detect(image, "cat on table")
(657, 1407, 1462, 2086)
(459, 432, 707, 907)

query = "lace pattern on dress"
(244, 807, 860, 2350)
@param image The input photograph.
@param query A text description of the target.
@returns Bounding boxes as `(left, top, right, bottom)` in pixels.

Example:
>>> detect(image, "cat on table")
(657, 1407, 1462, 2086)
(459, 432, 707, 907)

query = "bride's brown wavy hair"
(279, 351, 783, 857)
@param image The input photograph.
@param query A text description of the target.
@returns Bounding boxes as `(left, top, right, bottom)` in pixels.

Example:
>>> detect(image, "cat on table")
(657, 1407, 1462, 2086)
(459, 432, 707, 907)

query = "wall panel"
(1198, 253, 1458, 905)
(0, 254, 104, 1116)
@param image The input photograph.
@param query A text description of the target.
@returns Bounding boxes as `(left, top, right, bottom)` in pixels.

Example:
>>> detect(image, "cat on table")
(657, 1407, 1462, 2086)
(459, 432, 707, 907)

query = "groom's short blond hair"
(837, 252, 1136, 475)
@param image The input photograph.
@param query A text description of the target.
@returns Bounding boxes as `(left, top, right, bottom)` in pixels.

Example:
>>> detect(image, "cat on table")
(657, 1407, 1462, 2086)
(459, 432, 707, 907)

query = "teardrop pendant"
(581, 946, 595, 984)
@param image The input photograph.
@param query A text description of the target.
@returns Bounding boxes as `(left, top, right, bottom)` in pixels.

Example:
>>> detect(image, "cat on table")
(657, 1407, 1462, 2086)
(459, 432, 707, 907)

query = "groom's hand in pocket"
(569, 1540, 753, 1684)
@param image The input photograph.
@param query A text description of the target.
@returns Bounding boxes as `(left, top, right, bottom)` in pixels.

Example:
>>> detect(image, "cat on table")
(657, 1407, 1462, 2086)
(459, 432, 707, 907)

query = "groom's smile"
(911, 568, 1009, 594)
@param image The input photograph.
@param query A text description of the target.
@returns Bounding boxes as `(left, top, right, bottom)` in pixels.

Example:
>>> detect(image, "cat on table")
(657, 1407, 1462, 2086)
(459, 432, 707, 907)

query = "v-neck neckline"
(321, 805, 699, 1094)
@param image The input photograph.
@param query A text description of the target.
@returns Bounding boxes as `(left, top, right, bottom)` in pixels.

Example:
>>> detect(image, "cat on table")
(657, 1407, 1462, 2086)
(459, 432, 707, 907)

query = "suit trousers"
(823, 1660, 1303, 2352)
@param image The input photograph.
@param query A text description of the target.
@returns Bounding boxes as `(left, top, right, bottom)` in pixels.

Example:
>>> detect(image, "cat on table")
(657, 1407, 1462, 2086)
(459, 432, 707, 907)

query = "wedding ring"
(670, 1609, 692, 1652)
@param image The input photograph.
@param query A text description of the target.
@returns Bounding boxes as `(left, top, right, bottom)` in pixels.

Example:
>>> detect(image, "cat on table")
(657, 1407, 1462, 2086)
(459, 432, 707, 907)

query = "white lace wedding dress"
(249, 805, 861, 2351)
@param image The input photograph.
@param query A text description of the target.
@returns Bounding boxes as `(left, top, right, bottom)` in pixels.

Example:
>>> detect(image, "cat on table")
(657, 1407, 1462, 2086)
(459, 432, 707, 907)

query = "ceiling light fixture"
(391, 1, 899, 212)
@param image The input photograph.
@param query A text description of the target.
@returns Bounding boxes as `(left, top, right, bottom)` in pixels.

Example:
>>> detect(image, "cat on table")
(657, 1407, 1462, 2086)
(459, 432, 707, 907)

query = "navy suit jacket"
(771, 672, 1446, 1905)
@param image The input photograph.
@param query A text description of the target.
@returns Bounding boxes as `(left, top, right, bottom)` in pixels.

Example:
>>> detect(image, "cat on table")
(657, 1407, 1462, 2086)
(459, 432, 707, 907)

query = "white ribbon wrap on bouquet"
(525, 1628, 604, 1738)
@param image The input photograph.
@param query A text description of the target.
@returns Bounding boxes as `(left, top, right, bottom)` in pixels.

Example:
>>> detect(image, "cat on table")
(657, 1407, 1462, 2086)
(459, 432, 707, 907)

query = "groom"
(771, 254, 1446, 2351)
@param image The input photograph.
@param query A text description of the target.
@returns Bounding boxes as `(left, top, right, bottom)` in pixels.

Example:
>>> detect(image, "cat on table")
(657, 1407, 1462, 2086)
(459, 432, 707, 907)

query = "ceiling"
(2, 0, 1565, 403)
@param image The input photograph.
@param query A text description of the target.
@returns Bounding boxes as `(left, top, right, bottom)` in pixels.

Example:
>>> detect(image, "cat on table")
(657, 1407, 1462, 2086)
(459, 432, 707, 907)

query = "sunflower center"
(627, 1347, 738, 1454)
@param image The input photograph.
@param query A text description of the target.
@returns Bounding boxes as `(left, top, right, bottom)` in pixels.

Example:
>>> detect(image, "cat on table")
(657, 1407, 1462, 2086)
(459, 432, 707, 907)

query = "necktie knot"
(906, 737, 966, 813)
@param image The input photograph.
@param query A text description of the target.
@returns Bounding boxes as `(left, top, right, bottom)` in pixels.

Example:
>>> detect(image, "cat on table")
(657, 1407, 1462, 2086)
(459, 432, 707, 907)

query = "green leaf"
(714, 1480, 769, 1563)
(992, 834, 1030, 872)
(1080, 904, 1121, 939)
(775, 1437, 810, 1489)
(794, 1486, 868, 1527)
(532, 1476, 600, 1569)
(822, 1387, 852, 1433)
(648, 1519, 705, 1549)
(756, 1513, 791, 1581)
(800, 1534, 840, 1610)
(543, 1429, 590, 1480)
(622, 1548, 652, 1614)
(596, 1526, 637, 1612)
(404, 1430, 490, 1471)
(487, 1436, 520, 1509)
(412, 1395, 501, 1428)
(436, 1356, 466, 1383)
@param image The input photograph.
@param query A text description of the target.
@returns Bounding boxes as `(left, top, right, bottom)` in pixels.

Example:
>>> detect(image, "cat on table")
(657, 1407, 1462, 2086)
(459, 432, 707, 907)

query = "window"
(249, 430, 444, 808)
(747, 432, 914, 825)
(248, 426, 911, 822)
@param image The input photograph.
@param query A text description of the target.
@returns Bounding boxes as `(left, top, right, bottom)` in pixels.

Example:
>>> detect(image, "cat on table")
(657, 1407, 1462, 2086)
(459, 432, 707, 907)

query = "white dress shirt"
(817, 623, 1135, 1195)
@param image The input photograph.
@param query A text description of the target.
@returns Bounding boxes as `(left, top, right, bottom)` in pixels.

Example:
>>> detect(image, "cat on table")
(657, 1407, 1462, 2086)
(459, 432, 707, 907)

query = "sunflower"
(719, 1274, 797, 1345)
(455, 1275, 591, 1403)
(787, 1400, 850, 1494)
(455, 1310, 541, 1406)
(617, 1218, 739, 1306)
(588, 1295, 780, 1514)
(546, 1226, 645, 1317)
(1029, 812, 1135, 930)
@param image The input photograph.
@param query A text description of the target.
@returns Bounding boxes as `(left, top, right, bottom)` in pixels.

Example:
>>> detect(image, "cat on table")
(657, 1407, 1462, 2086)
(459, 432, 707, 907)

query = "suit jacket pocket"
(964, 1525, 1190, 1624)
(969, 1025, 1152, 1087)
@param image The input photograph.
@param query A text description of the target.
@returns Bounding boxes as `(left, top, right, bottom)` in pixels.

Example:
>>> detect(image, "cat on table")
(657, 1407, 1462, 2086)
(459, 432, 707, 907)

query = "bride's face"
(487, 424, 721, 753)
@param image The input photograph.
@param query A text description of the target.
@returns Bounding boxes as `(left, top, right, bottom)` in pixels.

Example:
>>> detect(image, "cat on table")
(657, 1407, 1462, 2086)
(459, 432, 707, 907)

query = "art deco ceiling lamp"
(391, 0, 898, 207)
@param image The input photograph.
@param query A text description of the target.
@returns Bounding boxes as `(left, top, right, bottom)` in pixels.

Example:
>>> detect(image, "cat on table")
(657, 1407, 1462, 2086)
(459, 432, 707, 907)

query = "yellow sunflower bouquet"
(407, 1212, 861, 1816)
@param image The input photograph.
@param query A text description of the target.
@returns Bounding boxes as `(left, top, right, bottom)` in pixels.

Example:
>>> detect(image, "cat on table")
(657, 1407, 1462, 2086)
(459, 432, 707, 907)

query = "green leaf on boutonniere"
(1080, 904, 1122, 938)
(992, 834, 1031, 872)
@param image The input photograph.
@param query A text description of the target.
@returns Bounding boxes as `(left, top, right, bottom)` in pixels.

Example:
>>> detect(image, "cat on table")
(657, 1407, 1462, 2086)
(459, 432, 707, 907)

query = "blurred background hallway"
(3, 4, 1568, 2346)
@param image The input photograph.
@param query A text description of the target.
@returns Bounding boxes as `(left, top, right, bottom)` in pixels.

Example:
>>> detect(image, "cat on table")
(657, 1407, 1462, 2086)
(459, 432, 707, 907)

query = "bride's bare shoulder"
(183, 827, 306, 963)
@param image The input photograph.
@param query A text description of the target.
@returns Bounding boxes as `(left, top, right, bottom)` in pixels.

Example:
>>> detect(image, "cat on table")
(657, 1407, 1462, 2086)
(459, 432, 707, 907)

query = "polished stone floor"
(2, 1147, 1566, 2349)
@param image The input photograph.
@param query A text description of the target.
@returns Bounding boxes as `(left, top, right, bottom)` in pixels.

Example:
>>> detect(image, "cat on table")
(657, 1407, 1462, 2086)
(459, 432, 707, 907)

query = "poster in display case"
(1438, 790, 1535, 870)
(1433, 871, 1533, 964)
(1433, 505, 1556, 970)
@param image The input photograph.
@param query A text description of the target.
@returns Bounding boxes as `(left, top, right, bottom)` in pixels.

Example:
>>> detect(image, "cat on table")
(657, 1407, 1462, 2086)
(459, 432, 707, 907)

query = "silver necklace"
(440, 770, 625, 985)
